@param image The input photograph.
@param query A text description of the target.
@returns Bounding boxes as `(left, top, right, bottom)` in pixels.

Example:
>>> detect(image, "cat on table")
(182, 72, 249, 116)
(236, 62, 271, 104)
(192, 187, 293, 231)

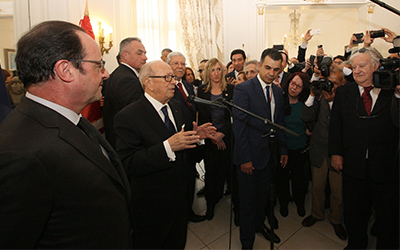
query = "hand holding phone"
(310, 29, 321, 36)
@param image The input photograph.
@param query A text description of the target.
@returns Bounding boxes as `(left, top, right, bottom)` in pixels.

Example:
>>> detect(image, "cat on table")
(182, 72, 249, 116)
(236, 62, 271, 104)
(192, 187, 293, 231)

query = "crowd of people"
(0, 20, 399, 250)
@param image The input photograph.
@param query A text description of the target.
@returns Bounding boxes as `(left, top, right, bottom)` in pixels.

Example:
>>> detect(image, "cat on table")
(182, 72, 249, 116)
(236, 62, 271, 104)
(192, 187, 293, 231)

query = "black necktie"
(265, 85, 272, 120)
(77, 117, 101, 151)
(161, 106, 176, 135)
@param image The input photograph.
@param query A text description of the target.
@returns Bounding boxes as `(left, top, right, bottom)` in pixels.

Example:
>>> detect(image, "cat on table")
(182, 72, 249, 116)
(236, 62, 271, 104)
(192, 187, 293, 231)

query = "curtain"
(177, 0, 224, 71)
(134, 0, 180, 61)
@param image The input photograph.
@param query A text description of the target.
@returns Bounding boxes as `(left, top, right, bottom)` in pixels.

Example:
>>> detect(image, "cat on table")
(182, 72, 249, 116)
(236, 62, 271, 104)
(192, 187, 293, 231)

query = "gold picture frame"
(4, 49, 16, 71)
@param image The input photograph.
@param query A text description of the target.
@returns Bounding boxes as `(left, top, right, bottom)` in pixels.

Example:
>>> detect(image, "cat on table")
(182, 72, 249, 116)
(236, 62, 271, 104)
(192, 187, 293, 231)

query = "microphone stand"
(216, 98, 298, 250)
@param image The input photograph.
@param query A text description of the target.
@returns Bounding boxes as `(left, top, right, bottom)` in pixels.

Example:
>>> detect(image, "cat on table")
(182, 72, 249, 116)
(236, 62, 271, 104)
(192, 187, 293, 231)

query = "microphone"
(187, 95, 225, 108)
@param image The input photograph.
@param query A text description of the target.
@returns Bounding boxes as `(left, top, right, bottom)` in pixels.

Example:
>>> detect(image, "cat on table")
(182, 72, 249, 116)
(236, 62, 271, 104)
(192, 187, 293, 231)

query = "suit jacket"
(0, 97, 132, 249)
(328, 82, 399, 182)
(172, 80, 196, 125)
(297, 46, 307, 62)
(114, 95, 187, 193)
(103, 64, 144, 148)
(302, 97, 332, 168)
(197, 84, 234, 138)
(232, 77, 288, 170)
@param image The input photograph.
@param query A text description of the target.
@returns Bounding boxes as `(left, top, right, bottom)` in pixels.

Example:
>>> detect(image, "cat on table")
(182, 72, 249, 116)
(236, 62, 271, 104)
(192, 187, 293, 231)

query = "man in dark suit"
(114, 60, 215, 249)
(103, 37, 147, 148)
(0, 20, 133, 249)
(166, 51, 206, 222)
(225, 49, 246, 84)
(233, 48, 288, 249)
(329, 47, 399, 249)
(301, 66, 347, 240)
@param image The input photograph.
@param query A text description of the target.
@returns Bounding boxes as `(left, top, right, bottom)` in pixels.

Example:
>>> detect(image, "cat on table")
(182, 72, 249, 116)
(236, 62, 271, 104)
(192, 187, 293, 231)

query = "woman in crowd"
(197, 58, 234, 220)
(183, 67, 201, 95)
(277, 72, 310, 218)
(236, 71, 247, 85)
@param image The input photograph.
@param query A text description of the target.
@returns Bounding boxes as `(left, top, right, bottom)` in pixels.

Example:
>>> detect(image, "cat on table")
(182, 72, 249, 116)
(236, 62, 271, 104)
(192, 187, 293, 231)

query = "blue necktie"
(161, 106, 176, 135)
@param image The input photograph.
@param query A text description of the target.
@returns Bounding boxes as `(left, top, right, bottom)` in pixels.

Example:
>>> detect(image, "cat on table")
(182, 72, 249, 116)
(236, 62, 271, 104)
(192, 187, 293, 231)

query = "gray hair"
(349, 47, 383, 68)
(139, 60, 159, 89)
(119, 37, 142, 55)
(165, 51, 186, 64)
(244, 60, 259, 72)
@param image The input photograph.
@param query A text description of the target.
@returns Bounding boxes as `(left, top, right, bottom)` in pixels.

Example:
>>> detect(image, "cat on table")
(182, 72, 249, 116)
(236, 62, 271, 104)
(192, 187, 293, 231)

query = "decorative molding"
(0, 1, 13, 17)
(263, 0, 368, 8)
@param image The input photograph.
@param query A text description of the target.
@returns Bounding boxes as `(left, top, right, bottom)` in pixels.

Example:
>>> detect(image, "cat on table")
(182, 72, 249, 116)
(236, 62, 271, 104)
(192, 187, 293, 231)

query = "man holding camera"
(329, 47, 399, 249)
(301, 66, 347, 240)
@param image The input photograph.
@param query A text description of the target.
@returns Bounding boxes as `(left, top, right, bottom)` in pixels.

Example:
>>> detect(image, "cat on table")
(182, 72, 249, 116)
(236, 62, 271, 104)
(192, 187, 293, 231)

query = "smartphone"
(273, 44, 284, 51)
(370, 29, 385, 38)
(310, 29, 321, 36)
(353, 33, 364, 44)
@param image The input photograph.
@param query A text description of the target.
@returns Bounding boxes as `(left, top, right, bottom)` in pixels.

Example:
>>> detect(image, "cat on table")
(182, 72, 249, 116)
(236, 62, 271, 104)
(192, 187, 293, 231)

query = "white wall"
(9, 0, 400, 71)
(223, 0, 400, 64)
(13, 0, 135, 73)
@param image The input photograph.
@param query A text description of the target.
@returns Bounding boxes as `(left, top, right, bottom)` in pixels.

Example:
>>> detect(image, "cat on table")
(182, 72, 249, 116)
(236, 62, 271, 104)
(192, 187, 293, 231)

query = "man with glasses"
(166, 52, 207, 222)
(114, 60, 215, 249)
(329, 47, 399, 249)
(103, 37, 148, 149)
(0, 21, 133, 248)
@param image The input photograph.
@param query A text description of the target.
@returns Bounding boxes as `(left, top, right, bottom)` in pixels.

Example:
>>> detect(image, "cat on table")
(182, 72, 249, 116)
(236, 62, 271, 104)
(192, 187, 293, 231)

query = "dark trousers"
(276, 148, 307, 208)
(204, 139, 232, 207)
(343, 169, 399, 249)
(133, 192, 188, 249)
(237, 165, 270, 249)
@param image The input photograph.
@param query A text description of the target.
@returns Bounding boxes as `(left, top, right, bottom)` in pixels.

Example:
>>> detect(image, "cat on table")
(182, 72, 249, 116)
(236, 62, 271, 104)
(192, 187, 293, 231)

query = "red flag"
(79, 1, 104, 133)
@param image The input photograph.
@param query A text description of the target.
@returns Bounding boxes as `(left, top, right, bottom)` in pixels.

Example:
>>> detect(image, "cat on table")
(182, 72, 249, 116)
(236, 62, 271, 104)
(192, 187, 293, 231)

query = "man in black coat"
(0, 21, 133, 249)
(102, 37, 147, 148)
(114, 60, 216, 249)
(329, 47, 399, 249)
(166, 51, 206, 222)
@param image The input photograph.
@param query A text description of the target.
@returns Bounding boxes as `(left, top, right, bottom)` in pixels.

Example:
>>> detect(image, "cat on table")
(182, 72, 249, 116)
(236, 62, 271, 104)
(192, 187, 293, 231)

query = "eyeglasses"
(149, 75, 178, 82)
(74, 59, 106, 71)
(171, 62, 186, 67)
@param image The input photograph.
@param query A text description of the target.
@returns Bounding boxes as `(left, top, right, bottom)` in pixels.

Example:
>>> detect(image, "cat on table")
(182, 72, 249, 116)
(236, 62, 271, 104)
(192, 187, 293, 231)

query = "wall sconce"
(98, 21, 113, 56)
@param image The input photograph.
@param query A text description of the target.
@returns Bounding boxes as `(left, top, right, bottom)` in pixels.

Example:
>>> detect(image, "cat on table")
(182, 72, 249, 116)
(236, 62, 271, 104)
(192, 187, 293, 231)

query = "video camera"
(373, 35, 400, 89)
(373, 58, 400, 89)
(311, 56, 333, 95)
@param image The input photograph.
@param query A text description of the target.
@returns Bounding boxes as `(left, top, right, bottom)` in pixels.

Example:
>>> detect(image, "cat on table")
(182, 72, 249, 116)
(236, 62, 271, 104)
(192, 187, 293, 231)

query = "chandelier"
(283, 10, 302, 49)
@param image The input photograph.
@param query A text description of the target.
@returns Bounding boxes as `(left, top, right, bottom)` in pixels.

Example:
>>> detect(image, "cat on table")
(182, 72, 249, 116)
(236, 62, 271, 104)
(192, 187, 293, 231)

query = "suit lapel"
(252, 78, 270, 117)
(371, 89, 392, 115)
(20, 97, 127, 189)
(140, 96, 174, 139)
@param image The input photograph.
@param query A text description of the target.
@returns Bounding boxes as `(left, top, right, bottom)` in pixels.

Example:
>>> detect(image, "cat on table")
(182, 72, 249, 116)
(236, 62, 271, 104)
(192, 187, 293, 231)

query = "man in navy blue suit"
(233, 48, 288, 249)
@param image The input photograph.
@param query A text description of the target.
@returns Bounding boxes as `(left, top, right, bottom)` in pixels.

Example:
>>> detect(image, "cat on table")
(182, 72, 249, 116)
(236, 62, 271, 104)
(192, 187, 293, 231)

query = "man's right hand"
(168, 128, 200, 151)
(331, 155, 344, 172)
(302, 29, 313, 44)
(241, 161, 254, 175)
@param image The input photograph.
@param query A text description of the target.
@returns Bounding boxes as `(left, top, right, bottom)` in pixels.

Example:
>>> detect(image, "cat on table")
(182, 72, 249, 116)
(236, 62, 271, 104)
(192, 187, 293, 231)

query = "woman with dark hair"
(277, 72, 310, 218)
(183, 67, 201, 95)
(197, 58, 234, 220)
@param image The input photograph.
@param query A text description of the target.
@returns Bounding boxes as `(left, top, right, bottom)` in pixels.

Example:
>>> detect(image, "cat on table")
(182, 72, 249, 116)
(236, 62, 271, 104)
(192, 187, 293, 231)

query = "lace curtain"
(177, 0, 224, 71)
(133, 0, 223, 72)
